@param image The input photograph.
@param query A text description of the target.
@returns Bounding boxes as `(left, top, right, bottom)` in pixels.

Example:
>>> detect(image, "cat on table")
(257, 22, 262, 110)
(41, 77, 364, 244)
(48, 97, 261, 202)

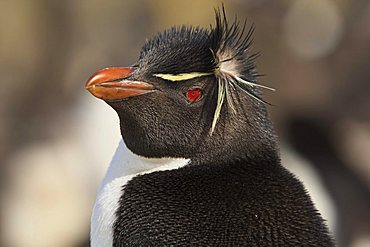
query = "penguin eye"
(185, 88, 202, 103)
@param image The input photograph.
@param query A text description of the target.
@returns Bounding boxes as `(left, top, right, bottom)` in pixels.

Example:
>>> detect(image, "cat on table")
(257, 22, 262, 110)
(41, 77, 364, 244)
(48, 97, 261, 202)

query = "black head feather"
(211, 6, 257, 77)
(138, 6, 259, 79)
(139, 26, 215, 75)
(136, 7, 273, 134)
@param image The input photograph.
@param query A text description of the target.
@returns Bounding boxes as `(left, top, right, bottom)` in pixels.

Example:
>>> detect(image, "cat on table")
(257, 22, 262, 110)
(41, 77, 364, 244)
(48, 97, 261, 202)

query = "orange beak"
(85, 67, 156, 100)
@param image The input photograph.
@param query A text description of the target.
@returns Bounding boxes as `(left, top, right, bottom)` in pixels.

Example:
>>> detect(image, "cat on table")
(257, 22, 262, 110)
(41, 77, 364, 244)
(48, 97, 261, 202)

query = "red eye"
(185, 88, 202, 103)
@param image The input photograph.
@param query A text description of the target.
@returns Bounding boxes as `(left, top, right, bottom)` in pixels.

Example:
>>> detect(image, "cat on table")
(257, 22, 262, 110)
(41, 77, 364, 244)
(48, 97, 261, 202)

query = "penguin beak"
(85, 67, 156, 100)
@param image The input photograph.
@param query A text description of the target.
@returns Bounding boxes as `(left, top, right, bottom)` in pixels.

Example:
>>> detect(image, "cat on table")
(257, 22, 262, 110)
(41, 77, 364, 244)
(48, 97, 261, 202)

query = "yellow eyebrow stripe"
(154, 72, 212, 81)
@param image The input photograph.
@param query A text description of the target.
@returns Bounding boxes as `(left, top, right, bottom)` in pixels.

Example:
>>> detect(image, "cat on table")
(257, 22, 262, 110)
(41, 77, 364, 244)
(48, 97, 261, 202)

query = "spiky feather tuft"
(208, 6, 275, 134)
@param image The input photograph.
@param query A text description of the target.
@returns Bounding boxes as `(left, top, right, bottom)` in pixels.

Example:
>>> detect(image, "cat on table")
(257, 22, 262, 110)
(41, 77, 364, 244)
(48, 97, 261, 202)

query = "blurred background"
(1, 0, 370, 246)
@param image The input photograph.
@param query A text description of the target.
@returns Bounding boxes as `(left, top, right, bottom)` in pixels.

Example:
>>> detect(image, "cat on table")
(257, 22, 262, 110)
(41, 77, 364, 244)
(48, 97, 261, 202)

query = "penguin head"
(85, 8, 277, 162)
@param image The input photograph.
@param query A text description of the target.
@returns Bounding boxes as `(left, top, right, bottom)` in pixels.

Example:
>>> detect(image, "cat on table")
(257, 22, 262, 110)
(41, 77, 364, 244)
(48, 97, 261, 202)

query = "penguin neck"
(99, 139, 190, 192)
(193, 139, 280, 166)
(91, 139, 190, 247)
(193, 113, 280, 166)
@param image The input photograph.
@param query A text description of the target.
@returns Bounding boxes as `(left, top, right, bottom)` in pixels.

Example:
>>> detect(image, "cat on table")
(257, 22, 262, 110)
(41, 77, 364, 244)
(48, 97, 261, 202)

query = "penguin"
(85, 7, 334, 247)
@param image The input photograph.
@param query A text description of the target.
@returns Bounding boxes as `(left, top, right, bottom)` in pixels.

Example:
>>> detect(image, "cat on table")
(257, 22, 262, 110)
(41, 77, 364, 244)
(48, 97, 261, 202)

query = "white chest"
(90, 140, 190, 247)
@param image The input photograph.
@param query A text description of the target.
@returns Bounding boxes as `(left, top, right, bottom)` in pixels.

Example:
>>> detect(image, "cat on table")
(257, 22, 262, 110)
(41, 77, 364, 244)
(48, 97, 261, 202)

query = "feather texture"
(209, 6, 275, 134)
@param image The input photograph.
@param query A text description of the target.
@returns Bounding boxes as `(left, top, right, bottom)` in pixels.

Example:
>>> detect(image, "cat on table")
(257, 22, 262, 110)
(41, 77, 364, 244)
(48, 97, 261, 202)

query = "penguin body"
(86, 7, 334, 247)
(113, 144, 332, 246)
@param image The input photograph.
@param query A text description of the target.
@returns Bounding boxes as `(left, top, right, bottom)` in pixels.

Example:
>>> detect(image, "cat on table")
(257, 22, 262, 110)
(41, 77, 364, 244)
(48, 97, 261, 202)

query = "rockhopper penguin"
(85, 7, 334, 247)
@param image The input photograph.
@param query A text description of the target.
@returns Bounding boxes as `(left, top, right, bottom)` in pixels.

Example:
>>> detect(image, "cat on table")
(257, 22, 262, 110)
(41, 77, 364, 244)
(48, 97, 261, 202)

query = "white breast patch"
(90, 139, 190, 247)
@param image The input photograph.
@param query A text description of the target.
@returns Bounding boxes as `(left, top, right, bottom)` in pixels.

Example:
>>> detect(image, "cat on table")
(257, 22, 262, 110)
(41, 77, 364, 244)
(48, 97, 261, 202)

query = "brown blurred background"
(1, 0, 370, 246)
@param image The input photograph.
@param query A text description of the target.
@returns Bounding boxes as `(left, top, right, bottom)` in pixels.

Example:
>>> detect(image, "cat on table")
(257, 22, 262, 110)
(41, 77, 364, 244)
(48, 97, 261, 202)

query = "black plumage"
(114, 160, 332, 246)
(89, 6, 334, 247)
